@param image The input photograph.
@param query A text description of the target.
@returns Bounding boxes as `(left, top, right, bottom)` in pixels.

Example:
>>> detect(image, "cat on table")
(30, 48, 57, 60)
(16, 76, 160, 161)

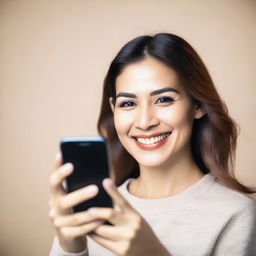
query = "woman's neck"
(129, 150, 205, 199)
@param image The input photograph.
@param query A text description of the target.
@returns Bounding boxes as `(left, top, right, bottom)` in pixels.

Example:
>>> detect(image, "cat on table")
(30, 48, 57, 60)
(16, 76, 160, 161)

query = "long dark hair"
(97, 33, 255, 194)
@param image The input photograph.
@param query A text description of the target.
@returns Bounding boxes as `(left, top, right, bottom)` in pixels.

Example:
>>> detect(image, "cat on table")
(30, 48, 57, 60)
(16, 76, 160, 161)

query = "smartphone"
(60, 136, 113, 212)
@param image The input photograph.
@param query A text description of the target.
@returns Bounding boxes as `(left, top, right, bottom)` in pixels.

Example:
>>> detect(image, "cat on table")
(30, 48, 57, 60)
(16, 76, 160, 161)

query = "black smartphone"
(60, 136, 113, 212)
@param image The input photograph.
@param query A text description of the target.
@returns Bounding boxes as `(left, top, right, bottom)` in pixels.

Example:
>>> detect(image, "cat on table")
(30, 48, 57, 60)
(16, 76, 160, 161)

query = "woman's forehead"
(115, 58, 183, 95)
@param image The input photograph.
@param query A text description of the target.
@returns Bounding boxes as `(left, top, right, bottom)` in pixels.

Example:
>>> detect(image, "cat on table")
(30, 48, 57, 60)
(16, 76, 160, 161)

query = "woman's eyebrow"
(150, 87, 180, 96)
(116, 87, 180, 99)
(116, 92, 136, 99)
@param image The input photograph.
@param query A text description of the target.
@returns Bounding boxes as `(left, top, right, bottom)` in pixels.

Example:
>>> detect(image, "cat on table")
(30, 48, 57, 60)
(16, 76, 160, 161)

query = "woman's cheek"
(157, 104, 193, 127)
(114, 110, 134, 135)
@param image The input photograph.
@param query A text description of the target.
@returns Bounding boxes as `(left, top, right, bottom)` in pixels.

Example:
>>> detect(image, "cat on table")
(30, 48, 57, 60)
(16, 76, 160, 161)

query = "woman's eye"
(155, 96, 174, 104)
(119, 101, 135, 108)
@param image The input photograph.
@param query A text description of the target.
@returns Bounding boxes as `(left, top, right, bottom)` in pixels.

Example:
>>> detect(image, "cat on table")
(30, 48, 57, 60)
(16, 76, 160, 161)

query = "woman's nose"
(135, 105, 159, 130)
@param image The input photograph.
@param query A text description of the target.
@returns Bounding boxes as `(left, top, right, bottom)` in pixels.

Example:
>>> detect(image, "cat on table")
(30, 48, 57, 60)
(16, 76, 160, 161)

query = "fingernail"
(84, 185, 98, 195)
(61, 163, 73, 174)
(103, 178, 114, 188)
(87, 208, 97, 215)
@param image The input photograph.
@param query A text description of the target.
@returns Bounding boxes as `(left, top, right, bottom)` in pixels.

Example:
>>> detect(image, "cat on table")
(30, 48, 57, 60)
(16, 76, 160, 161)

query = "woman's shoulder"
(205, 175, 256, 216)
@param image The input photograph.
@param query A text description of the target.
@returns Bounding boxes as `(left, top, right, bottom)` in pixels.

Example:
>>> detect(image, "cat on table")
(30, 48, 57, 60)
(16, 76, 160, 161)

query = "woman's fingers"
(87, 206, 133, 226)
(103, 178, 133, 211)
(54, 152, 62, 169)
(59, 185, 99, 210)
(93, 224, 134, 241)
(54, 210, 101, 227)
(49, 153, 106, 244)
(49, 163, 73, 194)
(87, 207, 116, 222)
(60, 220, 104, 240)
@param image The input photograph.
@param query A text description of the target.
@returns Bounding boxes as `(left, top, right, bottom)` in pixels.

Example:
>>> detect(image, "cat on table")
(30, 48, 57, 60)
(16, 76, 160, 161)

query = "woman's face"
(110, 57, 203, 168)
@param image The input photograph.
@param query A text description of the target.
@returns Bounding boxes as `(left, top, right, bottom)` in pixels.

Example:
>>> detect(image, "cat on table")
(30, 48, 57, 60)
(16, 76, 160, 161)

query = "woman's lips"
(132, 132, 172, 151)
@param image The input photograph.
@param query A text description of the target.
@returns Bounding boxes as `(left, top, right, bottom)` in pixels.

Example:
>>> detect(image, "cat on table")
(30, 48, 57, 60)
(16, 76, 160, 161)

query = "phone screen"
(60, 137, 113, 212)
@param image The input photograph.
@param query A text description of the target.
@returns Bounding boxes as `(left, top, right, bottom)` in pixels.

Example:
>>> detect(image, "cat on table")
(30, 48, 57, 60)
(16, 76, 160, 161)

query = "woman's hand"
(88, 178, 171, 256)
(49, 153, 104, 253)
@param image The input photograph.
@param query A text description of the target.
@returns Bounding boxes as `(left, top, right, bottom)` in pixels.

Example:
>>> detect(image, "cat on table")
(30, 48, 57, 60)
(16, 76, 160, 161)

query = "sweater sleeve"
(212, 200, 256, 256)
(49, 237, 89, 256)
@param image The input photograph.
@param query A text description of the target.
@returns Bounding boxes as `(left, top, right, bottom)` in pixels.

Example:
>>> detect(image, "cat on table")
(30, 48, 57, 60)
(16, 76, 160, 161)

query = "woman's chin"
(134, 155, 171, 168)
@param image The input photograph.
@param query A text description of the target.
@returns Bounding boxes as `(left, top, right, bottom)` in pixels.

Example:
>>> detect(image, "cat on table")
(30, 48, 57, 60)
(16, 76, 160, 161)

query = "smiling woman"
(49, 33, 256, 256)
(98, 34, 255, 193)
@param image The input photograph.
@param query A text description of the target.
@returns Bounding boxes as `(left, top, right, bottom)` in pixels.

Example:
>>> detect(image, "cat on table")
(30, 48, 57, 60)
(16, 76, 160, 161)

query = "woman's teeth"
(136, 133, 171, 145)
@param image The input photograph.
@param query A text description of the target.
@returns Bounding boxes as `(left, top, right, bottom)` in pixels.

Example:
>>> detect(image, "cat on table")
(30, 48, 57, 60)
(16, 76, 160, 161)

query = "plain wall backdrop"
(0, 0, 255, 255)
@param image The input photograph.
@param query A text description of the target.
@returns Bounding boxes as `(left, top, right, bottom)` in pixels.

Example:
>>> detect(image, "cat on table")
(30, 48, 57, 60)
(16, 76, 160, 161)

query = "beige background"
(0, 0, 255, 255)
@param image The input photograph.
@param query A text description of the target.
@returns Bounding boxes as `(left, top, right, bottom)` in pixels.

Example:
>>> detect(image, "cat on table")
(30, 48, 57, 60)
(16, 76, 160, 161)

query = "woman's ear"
(109, 97, 115, 113)
(193, 102, 206, 119)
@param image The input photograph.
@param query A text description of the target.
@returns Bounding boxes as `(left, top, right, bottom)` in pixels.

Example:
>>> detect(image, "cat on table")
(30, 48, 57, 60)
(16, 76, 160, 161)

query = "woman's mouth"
(132, 132, 172, 150)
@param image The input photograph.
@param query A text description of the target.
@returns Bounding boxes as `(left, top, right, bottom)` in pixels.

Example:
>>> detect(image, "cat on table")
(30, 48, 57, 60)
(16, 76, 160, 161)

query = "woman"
(49, 33, 256, 256)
